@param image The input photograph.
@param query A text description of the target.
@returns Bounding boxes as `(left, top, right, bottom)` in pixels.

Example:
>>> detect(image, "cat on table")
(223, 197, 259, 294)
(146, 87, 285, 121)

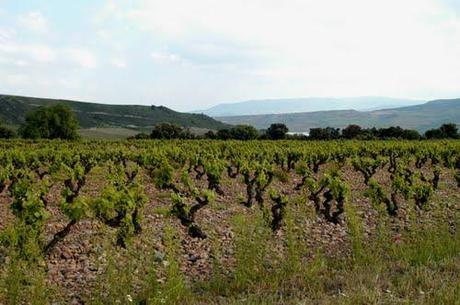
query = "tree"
(309, 127, 340, 140)
(216, 129, 232, 140)
(230, 125, 259, 140)
(0, 123, 15, 139)
(150, 123, 183, 139)
(204, 130, 216, 139)
(20, 104, 80, 140)
(440, 123, 459, 138)
(425, 123, 458, 139)
(266, 123, 289, 140)
(342, 124, 363, 139)
(376, 126, 405, 139)
(425, 128, 444, 139)
(128, 133, 150, 140)
(400, 129, 421, 140)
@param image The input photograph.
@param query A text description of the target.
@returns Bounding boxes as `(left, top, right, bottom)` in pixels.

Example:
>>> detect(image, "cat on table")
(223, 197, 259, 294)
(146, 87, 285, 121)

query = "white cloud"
(0, 27, 13, 42)
(2, 0, 460, 110)
(110, 57, 127, 68)
(64, 48, 98, 69)
(0, 42, 57, 63)
(122, 0, 460, 100)
(0, 57, 28, 66)
(151, 51, 182, 64)
(17, 11, 49, 34)
(4, 74, 28, 85)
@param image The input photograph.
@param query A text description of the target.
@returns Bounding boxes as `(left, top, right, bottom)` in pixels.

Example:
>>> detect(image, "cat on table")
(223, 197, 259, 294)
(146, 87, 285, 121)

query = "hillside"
(0, 94, 228, 130)
(194, 97, 423, 117)
(218, 98, 460, 132)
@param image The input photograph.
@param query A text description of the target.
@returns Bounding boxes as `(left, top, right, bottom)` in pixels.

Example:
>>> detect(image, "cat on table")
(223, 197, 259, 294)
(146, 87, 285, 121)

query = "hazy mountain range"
(193, 97, 424, 117)
(218, 98, 460, 132)
(1, 94, 459, 138)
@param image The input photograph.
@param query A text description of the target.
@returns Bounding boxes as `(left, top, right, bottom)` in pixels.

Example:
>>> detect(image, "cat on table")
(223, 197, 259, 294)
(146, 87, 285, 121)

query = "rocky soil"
(0, 164, 459, 303)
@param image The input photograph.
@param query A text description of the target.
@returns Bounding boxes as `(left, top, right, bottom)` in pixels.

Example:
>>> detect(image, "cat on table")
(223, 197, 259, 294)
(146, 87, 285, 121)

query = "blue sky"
(1, 0, 460, 111)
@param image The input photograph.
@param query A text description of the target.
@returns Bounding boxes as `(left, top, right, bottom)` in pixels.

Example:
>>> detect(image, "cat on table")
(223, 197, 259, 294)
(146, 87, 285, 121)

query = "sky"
(1, 0, 460, 111)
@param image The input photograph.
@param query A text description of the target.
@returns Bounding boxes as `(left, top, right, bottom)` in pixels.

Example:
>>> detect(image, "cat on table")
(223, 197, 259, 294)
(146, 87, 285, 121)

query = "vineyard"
(1, 140, 460, 304)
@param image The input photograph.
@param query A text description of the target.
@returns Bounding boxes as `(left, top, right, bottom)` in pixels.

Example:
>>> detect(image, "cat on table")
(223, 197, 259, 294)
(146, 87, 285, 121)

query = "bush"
(204, 130, 216, 139)
(216, 129, 232, 140)
(309, 127, 340, 140)
(150, 123, 183, 139)
(19, 104, 80, 140)
(425, 123, 459, 139)
(0, 124, 15, 139)
(128, 133, 150, 140)
(230, 125, 259, 140)
(266, 123, 289, 140)
(342, 124, 363, 139)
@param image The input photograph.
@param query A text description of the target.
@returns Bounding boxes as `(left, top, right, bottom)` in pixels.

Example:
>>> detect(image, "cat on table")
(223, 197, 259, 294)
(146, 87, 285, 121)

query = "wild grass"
(0, 198, 459, 304)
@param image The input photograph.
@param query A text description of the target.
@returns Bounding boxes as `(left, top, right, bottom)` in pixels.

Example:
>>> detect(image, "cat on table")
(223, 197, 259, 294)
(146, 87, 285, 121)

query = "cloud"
(119, 0, 460, 100)
(17, 11, 49, 34)
(64, 48, 98, 69)
(151, 51, 182, 64)
(0, 27, 13, 42)
(0, 42, 57, 63)
(2, 0, 460, 110)
(110, 57, 127, 68)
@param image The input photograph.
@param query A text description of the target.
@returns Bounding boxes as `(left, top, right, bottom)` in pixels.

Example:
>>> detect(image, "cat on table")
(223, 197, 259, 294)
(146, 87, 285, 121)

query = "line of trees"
(309, 123, 459, 140)
(1, 104, 458, 141)
(142, 123, 291, 140)
(141, 122, 459, 141)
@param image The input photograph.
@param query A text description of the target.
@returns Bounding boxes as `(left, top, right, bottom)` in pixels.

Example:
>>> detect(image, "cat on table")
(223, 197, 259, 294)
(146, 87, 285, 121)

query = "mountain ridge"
(0, 94, 228, 131)
(217, 98, 460, 132)
(194, 96, 424, 117)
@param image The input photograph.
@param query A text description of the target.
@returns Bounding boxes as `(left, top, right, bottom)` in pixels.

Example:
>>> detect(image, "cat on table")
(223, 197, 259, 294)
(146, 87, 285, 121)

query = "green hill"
(0, 94, 228, 131)
(218, 98, 460, 132)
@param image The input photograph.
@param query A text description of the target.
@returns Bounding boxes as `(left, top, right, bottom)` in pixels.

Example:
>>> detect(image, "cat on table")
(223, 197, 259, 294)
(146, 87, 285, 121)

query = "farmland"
(0, 140, 460, 304)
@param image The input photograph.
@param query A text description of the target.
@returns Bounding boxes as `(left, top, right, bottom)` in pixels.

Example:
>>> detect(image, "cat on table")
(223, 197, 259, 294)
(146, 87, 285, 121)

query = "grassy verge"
(1, 202, 459, 304)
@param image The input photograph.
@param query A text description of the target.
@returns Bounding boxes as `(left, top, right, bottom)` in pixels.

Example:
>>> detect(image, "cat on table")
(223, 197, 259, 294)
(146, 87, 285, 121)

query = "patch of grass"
(152, 206, 172, 217)
(156, 225, 190, 305)
(0, 223, 51, 305)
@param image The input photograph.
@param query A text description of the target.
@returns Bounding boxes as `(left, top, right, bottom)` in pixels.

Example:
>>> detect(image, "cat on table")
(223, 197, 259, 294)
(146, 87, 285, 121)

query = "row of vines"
(0, 140, 459, 259)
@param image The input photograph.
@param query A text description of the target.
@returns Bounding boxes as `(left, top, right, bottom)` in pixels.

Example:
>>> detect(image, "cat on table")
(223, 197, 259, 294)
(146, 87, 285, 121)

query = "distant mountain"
(0, 94, 228, 131)
(194, 97, 424, 117)
(218, 98, 460, 132)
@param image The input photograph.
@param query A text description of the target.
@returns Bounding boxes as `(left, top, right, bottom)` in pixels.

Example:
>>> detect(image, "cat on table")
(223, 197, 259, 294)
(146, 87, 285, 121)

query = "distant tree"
(266, 123, 289, 140)
(440, 123, 459, 138)
(150, 123, 183, 139)
(128, 132, 150, 140)
(216, 129, 232, 140)
(425, 123, 459, 139)
(20, 104, 80, 139)
(309, 127, 340, 140)
(376, 126, 405, 139)
(204, 130, 216, 139)
(364, 126, 420, 140)
(425, 129, 444, 139)
(342, 124, 363, 139)
(230, 125, 259, 140)
(180, 128, 196, 139)
(0, 123, 16, 139)
(400, 129, 421, 140)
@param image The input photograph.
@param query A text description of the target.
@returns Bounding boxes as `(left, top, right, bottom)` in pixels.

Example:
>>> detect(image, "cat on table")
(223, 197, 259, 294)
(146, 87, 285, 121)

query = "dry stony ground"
(0, 163, 459, 303)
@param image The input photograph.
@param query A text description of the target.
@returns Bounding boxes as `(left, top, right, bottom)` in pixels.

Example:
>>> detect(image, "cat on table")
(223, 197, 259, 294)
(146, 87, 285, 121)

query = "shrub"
(266, 123, 289, 140)
(150, 123, 183, 139)
(230, 125, 259, 140)
(19, 104, 79, 140)
(0, 124, 15, 139)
